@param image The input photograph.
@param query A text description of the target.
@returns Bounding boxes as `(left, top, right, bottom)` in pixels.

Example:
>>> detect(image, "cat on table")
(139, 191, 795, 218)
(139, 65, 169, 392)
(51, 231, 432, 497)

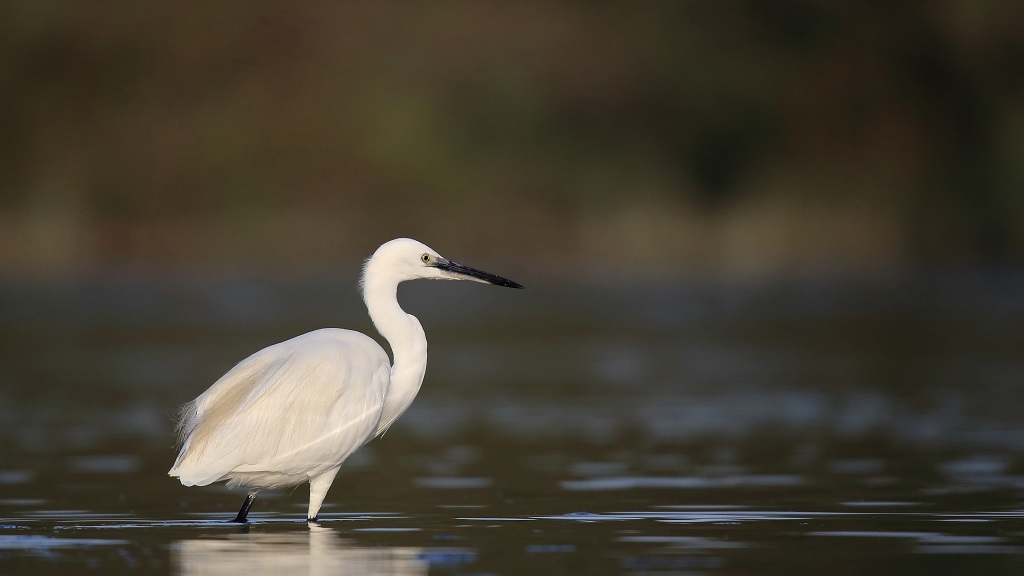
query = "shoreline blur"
(2, 2, 1022, 283)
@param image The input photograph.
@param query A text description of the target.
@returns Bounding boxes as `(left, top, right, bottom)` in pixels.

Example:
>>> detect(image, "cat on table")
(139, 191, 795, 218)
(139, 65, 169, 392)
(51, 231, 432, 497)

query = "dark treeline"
(2, 1, 1021, 280)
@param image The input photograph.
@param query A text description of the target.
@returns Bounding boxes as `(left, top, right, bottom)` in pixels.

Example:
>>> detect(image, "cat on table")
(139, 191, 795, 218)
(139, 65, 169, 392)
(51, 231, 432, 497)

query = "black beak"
(436, 260, 524, 289)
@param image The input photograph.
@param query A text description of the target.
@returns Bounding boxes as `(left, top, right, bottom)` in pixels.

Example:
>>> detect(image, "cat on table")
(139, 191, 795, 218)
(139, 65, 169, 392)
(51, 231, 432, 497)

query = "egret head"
(363, 238, 524, 289)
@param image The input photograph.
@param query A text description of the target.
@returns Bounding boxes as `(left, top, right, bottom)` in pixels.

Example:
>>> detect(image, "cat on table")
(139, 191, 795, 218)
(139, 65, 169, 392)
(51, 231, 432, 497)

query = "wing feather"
(169, 328, 391, 488)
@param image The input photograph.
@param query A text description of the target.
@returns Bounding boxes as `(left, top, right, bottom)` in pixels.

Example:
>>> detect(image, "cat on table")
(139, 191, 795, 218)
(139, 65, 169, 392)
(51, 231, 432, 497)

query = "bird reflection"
(171, 526, 427, 576)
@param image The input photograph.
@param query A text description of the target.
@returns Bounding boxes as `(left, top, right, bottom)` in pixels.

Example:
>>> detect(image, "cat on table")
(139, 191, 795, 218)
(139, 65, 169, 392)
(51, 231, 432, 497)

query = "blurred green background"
(2, 1, 1022, 281)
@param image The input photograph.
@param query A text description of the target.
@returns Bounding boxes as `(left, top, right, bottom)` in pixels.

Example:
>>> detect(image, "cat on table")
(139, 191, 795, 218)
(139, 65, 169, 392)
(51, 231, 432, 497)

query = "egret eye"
(421, 253, 430, 264)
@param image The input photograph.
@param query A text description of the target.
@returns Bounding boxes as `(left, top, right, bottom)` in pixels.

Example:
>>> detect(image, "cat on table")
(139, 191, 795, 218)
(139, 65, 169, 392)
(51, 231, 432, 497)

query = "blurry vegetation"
(1, 1, 1022, 281)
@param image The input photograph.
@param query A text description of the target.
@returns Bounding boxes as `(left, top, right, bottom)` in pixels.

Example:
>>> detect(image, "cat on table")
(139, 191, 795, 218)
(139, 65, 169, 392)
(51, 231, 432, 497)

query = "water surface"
(1, 272, 1022, 574)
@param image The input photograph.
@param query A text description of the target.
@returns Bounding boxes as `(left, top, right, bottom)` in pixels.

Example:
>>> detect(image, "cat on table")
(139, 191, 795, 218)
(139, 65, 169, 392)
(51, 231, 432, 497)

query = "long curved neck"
(361, 265, 428, 430)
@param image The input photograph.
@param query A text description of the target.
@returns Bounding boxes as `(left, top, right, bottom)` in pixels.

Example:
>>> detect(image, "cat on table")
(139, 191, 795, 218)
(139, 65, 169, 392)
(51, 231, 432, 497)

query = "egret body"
(169, 238, 522, 523)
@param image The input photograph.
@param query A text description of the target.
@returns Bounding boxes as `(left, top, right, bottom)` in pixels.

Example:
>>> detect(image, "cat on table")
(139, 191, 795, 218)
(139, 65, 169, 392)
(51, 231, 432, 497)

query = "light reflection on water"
(3, 507, 1024, 574)
(1, 275, 1023, 573)
(172, 528, 435, 576)
(561, 474, 805, 490)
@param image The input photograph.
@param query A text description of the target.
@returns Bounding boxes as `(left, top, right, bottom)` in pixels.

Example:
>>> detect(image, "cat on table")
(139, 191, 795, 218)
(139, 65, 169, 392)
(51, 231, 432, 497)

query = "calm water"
(1, 271, 1023, 574)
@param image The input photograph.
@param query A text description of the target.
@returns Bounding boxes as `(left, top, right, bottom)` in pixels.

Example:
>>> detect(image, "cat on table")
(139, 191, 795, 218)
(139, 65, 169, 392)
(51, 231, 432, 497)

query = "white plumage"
(168, 238, 522, 523)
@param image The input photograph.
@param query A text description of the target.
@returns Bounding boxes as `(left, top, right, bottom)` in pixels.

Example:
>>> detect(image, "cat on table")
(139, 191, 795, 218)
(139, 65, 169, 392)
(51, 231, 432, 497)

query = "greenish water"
(1, 272, 1023, 574)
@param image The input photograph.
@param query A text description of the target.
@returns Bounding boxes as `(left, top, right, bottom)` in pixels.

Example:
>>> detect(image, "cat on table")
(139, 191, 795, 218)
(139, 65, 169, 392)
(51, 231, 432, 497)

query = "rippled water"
(1, 272, 1022, 574)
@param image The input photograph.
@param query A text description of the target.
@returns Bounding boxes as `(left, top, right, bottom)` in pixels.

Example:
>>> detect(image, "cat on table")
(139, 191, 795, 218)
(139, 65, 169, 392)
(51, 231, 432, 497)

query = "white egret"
(169, 238, 523, 523)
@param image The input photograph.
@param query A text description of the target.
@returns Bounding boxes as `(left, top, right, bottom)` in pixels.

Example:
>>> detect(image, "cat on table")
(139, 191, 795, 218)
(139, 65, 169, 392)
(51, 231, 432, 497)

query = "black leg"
(232, 492, 257, 523)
